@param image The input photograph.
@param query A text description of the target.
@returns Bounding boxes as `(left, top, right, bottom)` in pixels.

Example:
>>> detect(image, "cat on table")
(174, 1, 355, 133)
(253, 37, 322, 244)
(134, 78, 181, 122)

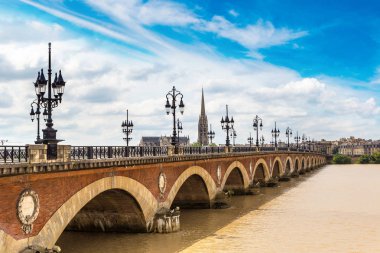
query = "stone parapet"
(0, 150, 326, 177)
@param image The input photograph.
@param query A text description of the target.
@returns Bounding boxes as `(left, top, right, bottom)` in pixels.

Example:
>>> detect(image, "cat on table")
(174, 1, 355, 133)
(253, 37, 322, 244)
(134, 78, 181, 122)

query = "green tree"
(358, 154, 372, 164)
(372, 152, 380, 164)
(191, 142, 201, 147)
(333, 154, 352, 164)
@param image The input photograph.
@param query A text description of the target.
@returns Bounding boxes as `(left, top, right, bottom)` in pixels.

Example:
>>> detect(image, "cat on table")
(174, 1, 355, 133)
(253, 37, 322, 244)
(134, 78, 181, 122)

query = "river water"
(58, 165, 380, 252)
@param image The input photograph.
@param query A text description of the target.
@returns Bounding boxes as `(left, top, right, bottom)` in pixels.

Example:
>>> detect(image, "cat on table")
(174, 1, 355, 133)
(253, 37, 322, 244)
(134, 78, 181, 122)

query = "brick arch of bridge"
(252, 158, 271, 181)
(163, 165, 217, 209)
(301, 157, 306, 171)
(293, 157, 301, 172)
(284, 156, 294, 174)
(306, 157, 311, 169)
(8, 176, 158, 252)
(221, 161, 250, 190)
(271, 157, 284, 178)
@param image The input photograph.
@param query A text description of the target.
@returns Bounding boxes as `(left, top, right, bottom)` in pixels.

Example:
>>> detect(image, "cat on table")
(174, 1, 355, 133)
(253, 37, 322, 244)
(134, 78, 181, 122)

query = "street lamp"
(271, 121, 280, 149)
(121, 109, 133, 155)
(32, 43, 66, 159)
(207, 124, 215, 145)
(177, 119, 183, 145)
(221, 105, 234, 147)
(247, 132, 254, 147)
(165, 86, 185, 151)
(285, 127, 292, 148)
(252, 115, 263, 147)
(0, 139, 8, 145)
(260, 135, 265, 147)
(302, 134, 307, 150)
(230, 129, 237, 146)
(294, 131, 301, 150)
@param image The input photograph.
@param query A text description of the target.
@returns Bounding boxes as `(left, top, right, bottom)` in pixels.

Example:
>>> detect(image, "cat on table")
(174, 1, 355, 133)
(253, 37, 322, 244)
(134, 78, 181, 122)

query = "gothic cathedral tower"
(198, 88, 209, 146)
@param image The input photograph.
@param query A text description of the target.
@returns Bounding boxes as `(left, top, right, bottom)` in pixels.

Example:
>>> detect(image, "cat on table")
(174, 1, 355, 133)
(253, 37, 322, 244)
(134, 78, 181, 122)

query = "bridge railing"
(0, 146, 28, 163)
(231, 146, 257, 152)
(0, 144, 322, 164)
(71, 146, 169, 160)
(182, 146, 224, 155)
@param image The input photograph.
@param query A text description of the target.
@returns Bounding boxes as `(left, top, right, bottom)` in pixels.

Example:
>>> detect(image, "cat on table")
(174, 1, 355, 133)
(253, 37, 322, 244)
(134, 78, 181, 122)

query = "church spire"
(201, 87, 206, 116)
(198, 87, 209, 146)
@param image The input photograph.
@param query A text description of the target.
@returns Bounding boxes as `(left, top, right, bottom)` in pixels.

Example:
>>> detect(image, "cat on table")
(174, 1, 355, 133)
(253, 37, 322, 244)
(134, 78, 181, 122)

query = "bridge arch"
(271, 157, 284, 178)
(284, 157, 293, 174)
(301, 157, 306, 172)
(31, 176, 157, 249)
(221, 161, 250, 190)
(252, 158, 270, 183)
(293, 157, 300, 172)
(166, 166, 217, 209)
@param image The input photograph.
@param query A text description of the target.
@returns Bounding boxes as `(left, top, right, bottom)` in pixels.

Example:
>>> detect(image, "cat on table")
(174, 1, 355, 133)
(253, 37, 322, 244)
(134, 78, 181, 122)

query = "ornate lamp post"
(302, 134, 307, 150)
(207, 124, 215, 144)
(271, 121, 280, 149)
(294, 131, 301, 150)
(285, 127, 292, 148)
(30, 98, 48, 143)
(230, 129, 237, 146)
(221, 105, 234, 147)
(177, 119, 183, 145)
(121, 109, 133, 156)
(247, 132, 254, 147)
(260, 135, 265, 147)
(0, 139, 8, 145)
(31, 43, 66, 159)
(165, 86, 185, 151)
(252, 115, 263, 147)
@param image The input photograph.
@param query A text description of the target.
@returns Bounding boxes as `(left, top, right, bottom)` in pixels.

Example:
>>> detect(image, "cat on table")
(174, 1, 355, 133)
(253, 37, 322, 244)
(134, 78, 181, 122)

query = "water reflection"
(58, 168, 321, 253)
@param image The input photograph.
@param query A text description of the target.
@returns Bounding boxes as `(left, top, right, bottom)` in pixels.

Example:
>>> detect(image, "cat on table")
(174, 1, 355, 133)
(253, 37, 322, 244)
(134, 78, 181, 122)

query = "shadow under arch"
(301, 157, 306, 173)
(285, 156, 293, 175)
(293, 157, 300, 173)
(272, 157, 284, 179)
(221, 161, 250, 191)
(252, 158, 270, 185)
(30, 176, 158, 250)
(165, 166, 217, 210)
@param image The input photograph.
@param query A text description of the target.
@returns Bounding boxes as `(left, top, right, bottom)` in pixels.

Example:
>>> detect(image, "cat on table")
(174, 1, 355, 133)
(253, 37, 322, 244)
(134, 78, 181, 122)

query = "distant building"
(338, 137, 380, 156)
(197, 88, 209, 146)
(139, 136, 190, 147)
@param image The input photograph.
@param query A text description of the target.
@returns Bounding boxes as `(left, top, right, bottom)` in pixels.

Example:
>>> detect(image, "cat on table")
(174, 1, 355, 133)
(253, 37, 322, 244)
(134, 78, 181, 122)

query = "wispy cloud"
(0, 1, 378, 146)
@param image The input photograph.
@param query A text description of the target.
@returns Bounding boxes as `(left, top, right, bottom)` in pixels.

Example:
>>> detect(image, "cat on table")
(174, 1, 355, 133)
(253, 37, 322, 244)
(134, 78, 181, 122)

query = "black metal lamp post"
(32, 43, 66, 159)
(271, 121, 280, 149)
(285, 127, 292, 148)
(177, 119, 183, 145)
(253, 115, 263, 147)
(0, 139, 8, 145)
(207, 124, 215, 144)
(165, 86, 184, 151)
(307, 137, 312, 151)
(230, 129, 237, 146)
(121, 109, 133, 155)
(247, 132, 254, 147)
(221, 105, 234, 147)
(294, 131, 301, 150)
(302, 134, 307, 150)
(260, 135, 265, 147)
(30, 97, 48, 143)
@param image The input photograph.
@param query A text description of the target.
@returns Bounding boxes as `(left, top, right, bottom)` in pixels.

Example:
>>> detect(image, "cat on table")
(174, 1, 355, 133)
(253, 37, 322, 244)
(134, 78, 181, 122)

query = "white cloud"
(0, 6, 378, 147)
(228, 9, 239, 17)
(195, 17, 307, 53)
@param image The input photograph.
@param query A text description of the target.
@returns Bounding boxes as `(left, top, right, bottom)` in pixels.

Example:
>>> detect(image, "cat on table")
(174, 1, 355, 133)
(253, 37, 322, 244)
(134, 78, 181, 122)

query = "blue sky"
(0, 0, 379, 145)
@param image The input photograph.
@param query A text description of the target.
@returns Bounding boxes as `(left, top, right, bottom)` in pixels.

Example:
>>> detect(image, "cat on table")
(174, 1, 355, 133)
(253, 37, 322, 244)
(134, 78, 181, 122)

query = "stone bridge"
(0, 147, 326, 252)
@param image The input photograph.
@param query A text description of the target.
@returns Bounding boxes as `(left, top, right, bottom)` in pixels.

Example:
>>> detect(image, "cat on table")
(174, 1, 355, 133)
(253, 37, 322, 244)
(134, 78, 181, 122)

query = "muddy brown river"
(58, 165, 380, 252)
